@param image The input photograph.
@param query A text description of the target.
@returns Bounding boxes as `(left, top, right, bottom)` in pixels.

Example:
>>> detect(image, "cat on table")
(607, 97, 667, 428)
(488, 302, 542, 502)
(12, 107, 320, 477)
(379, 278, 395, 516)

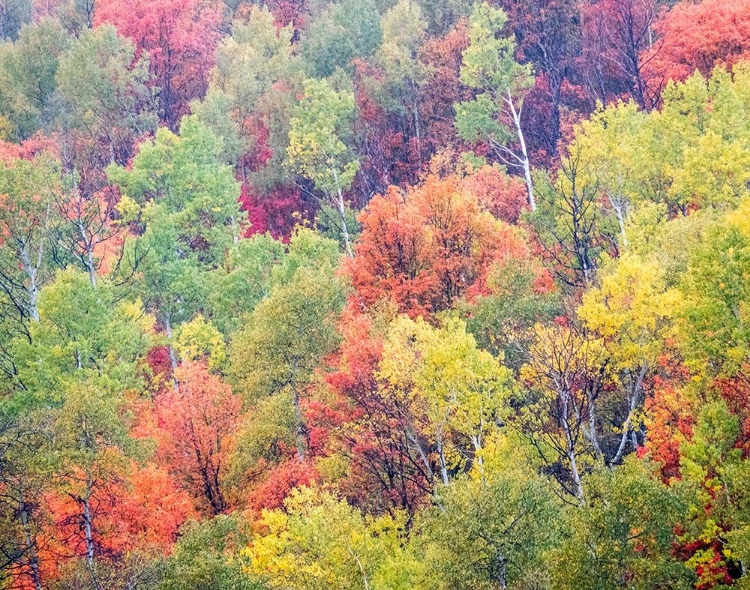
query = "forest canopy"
(2, 0, 750, 589)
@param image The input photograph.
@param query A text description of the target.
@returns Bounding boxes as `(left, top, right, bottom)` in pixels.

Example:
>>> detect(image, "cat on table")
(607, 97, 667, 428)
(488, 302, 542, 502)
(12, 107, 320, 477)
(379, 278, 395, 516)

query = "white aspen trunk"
(78, 219, 97, 289)
(293, 387, 306, 462)
(607, 188, 628, 247)
(82, 485, 100, 590)
(561, 390, 585, 503)
(20, 244, 40, 322)
(347, 546, 370, 590)
(611, 363, 648, 465)
(164, 316, 179, 390)
(471, 433, 484, 470)
(406, 428, 434, 482)
(587, 392, 605, 464)
(437, 437, 449, 486)
(507, 91, 535, 211)
(330, 169, 353, 258)
(495, 548, 507, 590)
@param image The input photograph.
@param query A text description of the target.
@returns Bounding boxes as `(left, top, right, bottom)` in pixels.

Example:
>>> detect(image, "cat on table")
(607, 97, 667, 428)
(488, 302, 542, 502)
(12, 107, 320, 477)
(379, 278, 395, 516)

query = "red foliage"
(643, 0, 750, 97)
(265, 0, 308, 28)
(352, 60, 422, 199)
(714, 368, 750, 456)
(154, 361, 242, 515)
(322, 306, 432, 515)
(239, 183, 309, 241)
(247, 459, 319, 512)
(0, 133, 56, 163)
(642, 358, 694, 481)
(580, 0, 662, 108)
(145, 345, 174, 387)
(95, 0, 222, 128)
(418, 19, 471, 158)
(461, 165, 528, 224)
(348, 173, 528, 317)
(114, 463, 195, 551)
(34, 464, 192, 587)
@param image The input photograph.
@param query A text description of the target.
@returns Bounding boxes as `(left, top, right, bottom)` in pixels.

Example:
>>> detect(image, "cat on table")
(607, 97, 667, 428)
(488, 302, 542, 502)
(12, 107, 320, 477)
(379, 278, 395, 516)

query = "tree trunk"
(331, 170, 353, 258)
(20, 504, 42, 590)
(20, 244, 40, 322)
(611, 363, 647, 465)
(494, 548, 507, 590)
(561, 389, 585, 503)
(164, 316, 179, 390)
(507, 91, 535, 211)
(78, 219, 97, 289)
(293, 387, 306, 462)
(437, 438, 449, 486)
(81, 487, 101, 590)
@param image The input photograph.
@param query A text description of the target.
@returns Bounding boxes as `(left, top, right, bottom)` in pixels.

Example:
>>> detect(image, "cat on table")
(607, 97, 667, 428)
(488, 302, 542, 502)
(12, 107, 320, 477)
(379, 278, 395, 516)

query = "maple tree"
(644, 0, 750, 100)
(154, 361, 241, 515)
(95, 0, 222, 128)
(349, 172, 527, 317)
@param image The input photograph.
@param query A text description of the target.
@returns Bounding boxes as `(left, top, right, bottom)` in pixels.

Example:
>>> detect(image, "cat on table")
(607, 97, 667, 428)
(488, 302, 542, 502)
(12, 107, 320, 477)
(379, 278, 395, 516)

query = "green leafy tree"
(56, 24, 156, 173)
(193, 6, 302, 179)
(456, 3, 535, 209)
(160, 515, 264, 590)
(376, 0, 430, 161)
(0, 0, 31, 41)
(287, 78, 359, 256)
(0, 18, 70, 139)
(298, 0, 382, 78)
(207, 233, 285, 336)
(229, 229, 346, 459)
(550, 458, 692, 590)
(675, 201, 750, 379)
(420, 435, 560, 590)
(0, 154, 62, 329)
(109, 116, 243, 375)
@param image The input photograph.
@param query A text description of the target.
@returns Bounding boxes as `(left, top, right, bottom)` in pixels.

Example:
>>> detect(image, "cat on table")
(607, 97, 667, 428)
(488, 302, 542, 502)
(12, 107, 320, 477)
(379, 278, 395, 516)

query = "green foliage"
(419, 436, 559, 590)
(56, 24, 156, 160)
(193, 6, 302, 171)
(0, 18, 70, 138)
(11, 269, 150, 409)
(229, 229, 346, 401)
(677, 201, 750, 377)
(109, 116, 243, 329)
(0, 153, 63, 327)
(550, 458, 693, 590)
(208, 233, 286, 336)
(463, 258, 561, 369)
(455, 3, 533, 147)
(299, 0, 382, 78)
(161, 515, 265, 590)
(287, 77, 359, 195)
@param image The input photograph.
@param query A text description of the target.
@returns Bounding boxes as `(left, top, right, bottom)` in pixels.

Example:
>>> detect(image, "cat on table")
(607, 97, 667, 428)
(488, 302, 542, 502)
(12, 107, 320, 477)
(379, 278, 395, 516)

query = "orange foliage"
(154, 361, 242, 515)
(642, 357, 694, 481)
(247, 459, 320, 512)
(348, 173, 528, 317)
(118, 463, 196, 550)
(644, 0, 750, 95)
